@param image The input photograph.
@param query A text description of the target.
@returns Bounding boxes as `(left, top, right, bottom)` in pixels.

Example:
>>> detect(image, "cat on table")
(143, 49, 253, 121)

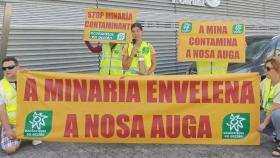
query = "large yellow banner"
(17, 71, 260, 145)
(178, 21, 246, 63)
(83, 8, 136, 43)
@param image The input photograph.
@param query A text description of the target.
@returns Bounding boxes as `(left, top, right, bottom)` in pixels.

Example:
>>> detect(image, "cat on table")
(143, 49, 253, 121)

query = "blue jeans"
(261, 109, 280, 140)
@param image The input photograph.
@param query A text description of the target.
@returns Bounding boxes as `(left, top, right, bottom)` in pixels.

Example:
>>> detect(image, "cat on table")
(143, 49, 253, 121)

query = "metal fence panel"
(0, 0, 279, 74)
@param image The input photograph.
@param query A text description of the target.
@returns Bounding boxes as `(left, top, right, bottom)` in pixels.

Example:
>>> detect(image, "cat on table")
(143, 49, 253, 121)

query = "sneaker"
(273, 136, 280, 143)
(32, 140, 42, 146)
(272, 132, 278, 143)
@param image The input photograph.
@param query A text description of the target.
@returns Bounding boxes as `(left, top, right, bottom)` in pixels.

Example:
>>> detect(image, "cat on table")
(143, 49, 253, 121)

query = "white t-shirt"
(260, 78, 280, 107)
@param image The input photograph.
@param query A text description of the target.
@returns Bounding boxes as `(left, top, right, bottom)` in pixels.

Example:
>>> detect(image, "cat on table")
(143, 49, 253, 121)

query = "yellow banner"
(83, 8, 136, 43)
(17, 71, 259, 145)
(178, 21, 246, 63)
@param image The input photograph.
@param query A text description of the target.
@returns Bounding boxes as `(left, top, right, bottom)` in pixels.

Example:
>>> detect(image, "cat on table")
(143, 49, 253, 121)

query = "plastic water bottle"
(138, 55, 146, 75)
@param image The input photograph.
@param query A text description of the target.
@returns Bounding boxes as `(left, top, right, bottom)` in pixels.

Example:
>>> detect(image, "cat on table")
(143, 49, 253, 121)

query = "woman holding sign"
(258, 56, 280, 157)
(122, 23, 157, 75)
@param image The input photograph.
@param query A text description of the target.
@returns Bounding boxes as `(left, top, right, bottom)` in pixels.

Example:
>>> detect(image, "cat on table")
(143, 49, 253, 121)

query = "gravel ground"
(0, 134, 276, 158)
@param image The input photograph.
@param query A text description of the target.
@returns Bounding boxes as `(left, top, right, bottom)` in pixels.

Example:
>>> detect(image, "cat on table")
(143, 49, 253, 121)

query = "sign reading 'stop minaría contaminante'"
(172, 0, 221, 7)
(83, 8, 136, 43)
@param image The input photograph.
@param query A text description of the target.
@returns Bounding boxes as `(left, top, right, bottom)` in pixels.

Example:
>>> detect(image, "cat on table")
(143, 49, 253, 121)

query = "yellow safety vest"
(196, 61, 228, 74)
(0, 78, 16, 125)
(100, 43, 124, 75)
(262, 79, 280, 112)
(124, 41, 152, 76)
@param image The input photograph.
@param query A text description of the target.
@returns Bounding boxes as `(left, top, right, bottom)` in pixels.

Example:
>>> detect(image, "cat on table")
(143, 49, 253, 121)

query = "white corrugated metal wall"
(0, 4, 4, 43)
(1, 0, 280, 74)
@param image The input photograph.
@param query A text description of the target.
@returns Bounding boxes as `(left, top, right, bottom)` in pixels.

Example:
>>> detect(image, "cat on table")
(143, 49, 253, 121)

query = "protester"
(122, 23, 157, 75)
(196, 61, 228, 74)
(0, 57, 22, 154)
(257, 56, 280, 157)
(0, 57, 41, 154)
(85, 41, 124, 75)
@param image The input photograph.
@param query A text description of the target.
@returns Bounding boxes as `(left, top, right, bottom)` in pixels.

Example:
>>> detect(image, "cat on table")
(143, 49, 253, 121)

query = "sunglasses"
(265, 66, 274, 72)
(2, 65, 17, 71)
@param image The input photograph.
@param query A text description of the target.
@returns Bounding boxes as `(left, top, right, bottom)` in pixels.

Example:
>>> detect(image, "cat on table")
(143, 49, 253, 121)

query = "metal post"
(0, 3, 12, 78)
(96, 0, 101, 72)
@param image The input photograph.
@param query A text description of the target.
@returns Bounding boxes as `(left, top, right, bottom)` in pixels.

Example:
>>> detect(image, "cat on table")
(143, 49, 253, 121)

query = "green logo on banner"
(181, 22, 192, 33)
(90, 31, 127, 41)
(232, 24, 244, 34)
(222, 113, 250, 139)
(24, 111, 52, 138)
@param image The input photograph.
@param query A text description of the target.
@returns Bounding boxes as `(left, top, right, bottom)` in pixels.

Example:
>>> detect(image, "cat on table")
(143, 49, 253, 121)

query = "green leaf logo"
(117, 33, 126, 41)
(181, 22, 192, 33)
(222, 113, 250, 139)
(24, 111, 53, 138)
(142, 47, 150, 54)
(232, 24, 244, 34)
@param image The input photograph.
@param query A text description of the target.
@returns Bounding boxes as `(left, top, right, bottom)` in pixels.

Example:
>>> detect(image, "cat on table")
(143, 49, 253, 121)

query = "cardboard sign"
(83, 8, 136, 43)
(178, 21, 246, 63)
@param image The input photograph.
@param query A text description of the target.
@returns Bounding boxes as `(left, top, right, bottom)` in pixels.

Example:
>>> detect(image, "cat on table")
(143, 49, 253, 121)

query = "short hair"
(264, 56, 280, 73)
(131, 23, 143, 31)
(1, 56, 18, 65)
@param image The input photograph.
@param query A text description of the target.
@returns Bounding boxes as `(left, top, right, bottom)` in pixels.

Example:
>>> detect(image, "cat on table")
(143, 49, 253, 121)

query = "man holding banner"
(0, 57, 42, 155)
(0, 57, 22, 154)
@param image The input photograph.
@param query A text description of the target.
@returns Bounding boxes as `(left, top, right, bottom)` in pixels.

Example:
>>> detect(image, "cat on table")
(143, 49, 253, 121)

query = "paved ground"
(0, 134, 277, 158)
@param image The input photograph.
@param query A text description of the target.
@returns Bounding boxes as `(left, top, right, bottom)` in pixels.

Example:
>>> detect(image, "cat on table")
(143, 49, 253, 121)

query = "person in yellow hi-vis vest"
(85, 41, 124, 75)
(0, 57, 22, 154)
(0, 57, 42, 155)
(196, 61, 228, 74)
(257, 56, 280, 157)
(122, 23, 157, 75)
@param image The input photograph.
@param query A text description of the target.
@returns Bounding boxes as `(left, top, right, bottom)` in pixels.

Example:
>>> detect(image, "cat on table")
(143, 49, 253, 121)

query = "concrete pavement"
(0, 134, 276, 158)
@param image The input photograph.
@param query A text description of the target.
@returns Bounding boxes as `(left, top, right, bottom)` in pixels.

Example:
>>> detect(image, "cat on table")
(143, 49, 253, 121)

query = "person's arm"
(84, 41, 102, 53)
(258, 110, 271, 132)
(258, 100, 280, 132)
(0, 105, 16, 139)
(272, 102, 280, 111)
(122, 44, 138, 70)
(146, 45, 157, 75)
